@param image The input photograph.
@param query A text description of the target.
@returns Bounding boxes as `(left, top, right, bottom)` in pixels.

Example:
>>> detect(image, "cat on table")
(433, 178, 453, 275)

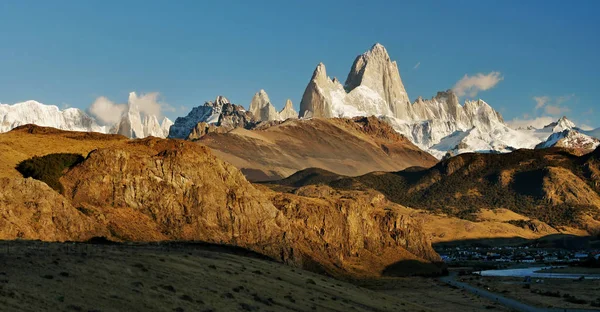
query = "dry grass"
(460, 275, 600, 310)
(0, 126, 127, 179)
(0, 241, 511, 312)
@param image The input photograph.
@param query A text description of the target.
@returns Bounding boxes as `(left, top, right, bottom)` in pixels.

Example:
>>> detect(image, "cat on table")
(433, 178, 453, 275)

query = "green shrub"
(16, 153, 84, 193)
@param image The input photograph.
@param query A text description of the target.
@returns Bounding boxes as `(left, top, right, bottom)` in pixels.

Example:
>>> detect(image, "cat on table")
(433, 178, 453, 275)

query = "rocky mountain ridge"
(297, 43, 599, 158)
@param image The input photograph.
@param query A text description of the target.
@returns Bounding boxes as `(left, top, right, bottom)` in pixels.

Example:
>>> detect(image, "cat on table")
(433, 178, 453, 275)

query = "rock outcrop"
(249, 90, 281, 122)
(278, 99, 298, 120)
(345, 43, 411, 117)
(0, 177, 97, 241)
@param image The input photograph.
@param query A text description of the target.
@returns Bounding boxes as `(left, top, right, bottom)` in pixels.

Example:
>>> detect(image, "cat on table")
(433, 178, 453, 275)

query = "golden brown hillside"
(195, 116, 437, 181)
(0, 125, 441, 278)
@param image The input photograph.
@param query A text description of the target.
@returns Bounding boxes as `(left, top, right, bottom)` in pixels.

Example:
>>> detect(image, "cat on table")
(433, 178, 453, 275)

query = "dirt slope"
(196, 116, 437, 181)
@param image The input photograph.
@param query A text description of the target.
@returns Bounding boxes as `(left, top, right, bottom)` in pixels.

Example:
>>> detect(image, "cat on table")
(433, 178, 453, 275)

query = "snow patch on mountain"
(168, 96, 228, 139)
(536, 129, 600, 150)
(0, 100, 107, 133)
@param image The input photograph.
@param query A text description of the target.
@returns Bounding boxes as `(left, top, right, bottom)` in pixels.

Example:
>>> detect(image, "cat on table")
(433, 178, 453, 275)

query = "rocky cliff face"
(249, 90, 281, 122)
(279, 99, 298, 120)
(297, 44, 539, 159)
(0, 177, 96, 241)
(345, 43, 411, 117)
(0, 128, 440, 278)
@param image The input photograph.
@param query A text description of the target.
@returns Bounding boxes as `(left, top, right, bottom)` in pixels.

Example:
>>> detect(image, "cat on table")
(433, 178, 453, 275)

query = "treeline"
(16, 153, 84, 193)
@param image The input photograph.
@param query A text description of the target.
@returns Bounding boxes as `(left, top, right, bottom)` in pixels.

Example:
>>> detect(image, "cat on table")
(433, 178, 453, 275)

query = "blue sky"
(0, 0, 598, 128)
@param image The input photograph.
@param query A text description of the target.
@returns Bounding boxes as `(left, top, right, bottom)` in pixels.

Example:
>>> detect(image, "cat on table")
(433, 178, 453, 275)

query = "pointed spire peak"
(312, 62, 328, 80)
(253, 89, 270, 101)
(366, 43, 390, 59)
(215, 95, 230, 106)
(284, 99, 293, 108)
(370, 42, 386, 51)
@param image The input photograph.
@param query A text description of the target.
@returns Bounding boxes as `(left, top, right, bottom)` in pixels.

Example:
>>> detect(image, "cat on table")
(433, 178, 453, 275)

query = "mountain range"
(1, 43, 598, 156)
(1, 93, 173, 139)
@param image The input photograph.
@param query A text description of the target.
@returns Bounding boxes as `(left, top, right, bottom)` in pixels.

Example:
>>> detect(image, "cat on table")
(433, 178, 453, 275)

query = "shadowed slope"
(325, 148, 600, 230)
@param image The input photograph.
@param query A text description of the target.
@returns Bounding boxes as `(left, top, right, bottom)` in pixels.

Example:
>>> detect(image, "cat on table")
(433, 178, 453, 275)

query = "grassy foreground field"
(460, 275, 600, 310)
(0, 241, 509, 312)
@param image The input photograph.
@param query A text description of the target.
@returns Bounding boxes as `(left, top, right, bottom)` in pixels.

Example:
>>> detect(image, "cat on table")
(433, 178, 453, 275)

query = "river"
(475, 266, 600, 279)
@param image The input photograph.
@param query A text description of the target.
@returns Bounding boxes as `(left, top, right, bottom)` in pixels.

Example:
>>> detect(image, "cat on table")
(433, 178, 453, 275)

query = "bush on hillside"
(16, 153, 84, 193)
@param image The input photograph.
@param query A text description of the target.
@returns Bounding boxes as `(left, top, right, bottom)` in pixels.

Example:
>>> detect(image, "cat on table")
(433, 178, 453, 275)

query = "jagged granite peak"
(299, 62, 347, 118)
(0, 100, 106, 133)
(170, 96, 257, 139)
(111, 93, 172, 139)
(215, 95, 230, 106)
(345, 43, 410, 116)
(249, 89, 281, 122)
(279, 99, 298, 120)
(168, 96, 227, 139)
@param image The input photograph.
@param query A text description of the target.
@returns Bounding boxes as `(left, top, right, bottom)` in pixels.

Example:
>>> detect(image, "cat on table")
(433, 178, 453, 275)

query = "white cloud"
(88, 91, 173, 125)
(507, 116, 556, 130)
(532, 94, 575, 117)
(579, 124, 594, 131)
(452, 71, 503, 97)
(413, 62, 420, 69)
(88, 96, 126, 125)
(127, 92, 175, 117)
(533, 96, 549, 109)
(544, 104, 570, 116)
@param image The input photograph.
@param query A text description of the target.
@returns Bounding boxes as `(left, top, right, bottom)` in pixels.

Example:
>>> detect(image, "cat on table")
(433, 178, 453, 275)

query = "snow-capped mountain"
(299, 43, 535, 158)
(0, 97, 172, 138)
(536, 129, 600, 150)
(111, 94, 173, 138)
(298, 43, 599, 158)
(0, 100, 107, 133)
(168, 96, 228, 139)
